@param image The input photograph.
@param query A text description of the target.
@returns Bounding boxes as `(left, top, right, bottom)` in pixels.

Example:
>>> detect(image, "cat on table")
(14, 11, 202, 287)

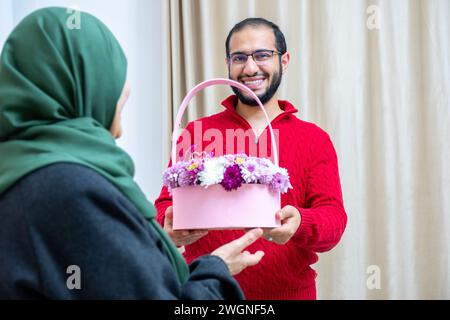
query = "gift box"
(172, 184, 280, 229)
(164, 78, 292, 230)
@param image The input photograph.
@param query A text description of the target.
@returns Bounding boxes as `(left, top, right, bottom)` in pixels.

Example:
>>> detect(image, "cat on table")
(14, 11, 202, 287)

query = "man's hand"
(263, 205, 301, 244)
(163, 206, 208, 247)
(212, 228, 265, 276)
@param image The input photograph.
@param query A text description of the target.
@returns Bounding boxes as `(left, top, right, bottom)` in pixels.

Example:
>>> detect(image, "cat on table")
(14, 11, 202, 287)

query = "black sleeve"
(2, 164, 243, 300)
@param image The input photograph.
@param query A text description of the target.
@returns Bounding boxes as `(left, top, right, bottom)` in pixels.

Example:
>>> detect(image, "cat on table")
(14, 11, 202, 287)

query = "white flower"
(275, 166, 289, 176)
(260, 161, 279, 176)
(257, 157, 273, 167)
(198, 157, 226, 187)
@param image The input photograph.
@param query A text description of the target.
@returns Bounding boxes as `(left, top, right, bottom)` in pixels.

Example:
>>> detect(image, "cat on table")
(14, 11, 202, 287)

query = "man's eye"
(232, 55, 247, 63)
(254, 52, 271, 60)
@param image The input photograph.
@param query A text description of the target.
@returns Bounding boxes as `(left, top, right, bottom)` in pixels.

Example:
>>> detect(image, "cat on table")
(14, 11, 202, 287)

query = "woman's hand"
(211, 228, 265, 276)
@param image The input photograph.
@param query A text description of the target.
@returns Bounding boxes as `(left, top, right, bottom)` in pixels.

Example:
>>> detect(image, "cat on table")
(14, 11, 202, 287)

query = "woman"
(0, 7, 264, 299)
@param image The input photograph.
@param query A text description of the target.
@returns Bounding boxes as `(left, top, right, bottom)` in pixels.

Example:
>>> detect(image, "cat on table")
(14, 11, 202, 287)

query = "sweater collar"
(221, 95, 299, 121)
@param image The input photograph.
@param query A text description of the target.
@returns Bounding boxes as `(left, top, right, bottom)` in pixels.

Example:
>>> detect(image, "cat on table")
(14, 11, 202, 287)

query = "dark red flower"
(221, 164, 244, 191)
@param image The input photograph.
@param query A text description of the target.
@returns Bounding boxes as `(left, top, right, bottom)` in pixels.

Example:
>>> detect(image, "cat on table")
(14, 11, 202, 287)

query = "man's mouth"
(240, 77, 267, 90)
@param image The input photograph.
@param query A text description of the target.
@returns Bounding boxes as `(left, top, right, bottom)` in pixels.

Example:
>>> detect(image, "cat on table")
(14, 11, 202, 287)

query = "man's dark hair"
(225, 18, 287, 57)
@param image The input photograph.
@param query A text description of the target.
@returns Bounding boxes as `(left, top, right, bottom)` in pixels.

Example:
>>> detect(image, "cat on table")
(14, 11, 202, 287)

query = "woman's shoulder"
(1, 162, 148, 237)
(17, 163, 118, 197)
(1, 163, 133, 217)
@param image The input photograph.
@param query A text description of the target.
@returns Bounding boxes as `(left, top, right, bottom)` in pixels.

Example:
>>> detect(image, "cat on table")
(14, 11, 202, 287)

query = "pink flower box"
(172, 184, 280, 229)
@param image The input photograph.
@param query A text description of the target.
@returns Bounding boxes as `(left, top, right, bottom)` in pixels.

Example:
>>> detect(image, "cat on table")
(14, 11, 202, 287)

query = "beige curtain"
(162, 0, 450, 299)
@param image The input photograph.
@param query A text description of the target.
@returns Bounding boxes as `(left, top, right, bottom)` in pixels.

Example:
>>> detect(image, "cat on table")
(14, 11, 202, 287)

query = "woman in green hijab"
(0, 7, 264, 299)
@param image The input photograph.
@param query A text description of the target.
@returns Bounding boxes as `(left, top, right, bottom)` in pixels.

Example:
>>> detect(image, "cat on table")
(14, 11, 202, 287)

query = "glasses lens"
(231, 54, 248, 64)
(253, 50, 273, 62)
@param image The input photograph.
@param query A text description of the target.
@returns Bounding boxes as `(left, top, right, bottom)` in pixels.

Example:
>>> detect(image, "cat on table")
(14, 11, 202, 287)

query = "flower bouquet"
(164, 153, 291, 194)
(164, 78, 292, 230)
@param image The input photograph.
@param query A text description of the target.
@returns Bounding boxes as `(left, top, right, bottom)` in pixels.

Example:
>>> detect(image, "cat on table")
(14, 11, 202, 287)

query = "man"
(155, 18, 347, 300)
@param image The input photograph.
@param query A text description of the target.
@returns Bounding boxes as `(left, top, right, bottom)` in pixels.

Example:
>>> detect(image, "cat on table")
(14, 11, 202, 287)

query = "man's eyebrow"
(229, 51, 247, 55)
(230, 49, 273, 55)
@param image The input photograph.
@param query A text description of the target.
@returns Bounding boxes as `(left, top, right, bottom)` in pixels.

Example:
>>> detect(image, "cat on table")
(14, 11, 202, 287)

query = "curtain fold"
(163, 0, 450, 299)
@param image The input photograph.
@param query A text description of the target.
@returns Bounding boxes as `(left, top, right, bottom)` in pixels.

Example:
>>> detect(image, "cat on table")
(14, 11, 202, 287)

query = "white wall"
(0, 0, 164, 201)
(0, 0, 13, 45)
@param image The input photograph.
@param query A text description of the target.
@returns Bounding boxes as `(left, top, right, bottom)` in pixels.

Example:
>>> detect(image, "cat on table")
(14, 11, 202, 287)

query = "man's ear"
(281, 52, 291, 74)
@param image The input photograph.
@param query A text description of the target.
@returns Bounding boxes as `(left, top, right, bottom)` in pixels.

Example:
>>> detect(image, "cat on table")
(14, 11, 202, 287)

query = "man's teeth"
(244, 79, 264, 85)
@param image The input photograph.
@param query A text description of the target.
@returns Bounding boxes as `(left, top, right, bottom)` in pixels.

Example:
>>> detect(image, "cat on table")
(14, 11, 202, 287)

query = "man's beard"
(229, 69, 282, 106)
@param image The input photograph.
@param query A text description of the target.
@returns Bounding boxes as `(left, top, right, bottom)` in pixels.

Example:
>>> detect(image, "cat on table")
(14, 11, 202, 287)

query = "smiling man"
(226, 19, 288, 135)
(156, 18, 348, 300)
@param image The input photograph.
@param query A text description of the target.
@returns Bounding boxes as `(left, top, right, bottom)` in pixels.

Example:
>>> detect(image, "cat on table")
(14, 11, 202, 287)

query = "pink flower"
(269, 171, 292, 193)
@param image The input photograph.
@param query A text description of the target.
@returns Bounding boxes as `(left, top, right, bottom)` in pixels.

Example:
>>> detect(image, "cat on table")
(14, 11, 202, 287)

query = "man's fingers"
(264, 218, 298, 243)
(186, 230, 208, 240)
(262, 229, 271, 238)
(271, 220, 295, 236)
(176, 229, 208, 236)
(277, 208, 294, 222)
(193, 229, 209, 235)
(165, 207, 173, 225)
(276, 210, 283, 222)
(267, 227, 287, 240)
(172, 229, 209, 246)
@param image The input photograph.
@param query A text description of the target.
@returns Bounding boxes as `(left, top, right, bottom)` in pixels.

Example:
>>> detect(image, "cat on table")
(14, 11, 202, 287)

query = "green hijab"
(0, 7, 188, 283)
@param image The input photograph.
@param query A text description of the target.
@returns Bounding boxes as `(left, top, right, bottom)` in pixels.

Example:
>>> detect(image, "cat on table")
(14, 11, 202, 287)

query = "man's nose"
(242, 56, 260, 75)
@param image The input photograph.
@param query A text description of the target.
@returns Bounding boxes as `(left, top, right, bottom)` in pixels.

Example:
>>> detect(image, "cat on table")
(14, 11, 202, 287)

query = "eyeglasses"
(227, 49, 283, 66)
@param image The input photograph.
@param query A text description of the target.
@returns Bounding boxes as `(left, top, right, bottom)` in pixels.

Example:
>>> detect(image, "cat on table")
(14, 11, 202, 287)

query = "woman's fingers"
(211, 229, 265, 275)
(242, 250, 265, 267)
(230, 228, 263, 252)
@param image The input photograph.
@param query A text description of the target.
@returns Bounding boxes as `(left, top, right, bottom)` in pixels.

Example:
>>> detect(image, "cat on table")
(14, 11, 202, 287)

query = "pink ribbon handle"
(171, 78, 279, 166)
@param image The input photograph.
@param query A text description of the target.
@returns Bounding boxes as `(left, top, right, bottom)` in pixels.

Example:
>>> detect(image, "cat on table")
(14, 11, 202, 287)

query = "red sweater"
(155, 95, 347, 300)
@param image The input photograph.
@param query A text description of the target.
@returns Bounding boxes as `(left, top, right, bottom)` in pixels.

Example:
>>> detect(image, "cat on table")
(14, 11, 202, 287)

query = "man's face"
(227, 26, 289, 106)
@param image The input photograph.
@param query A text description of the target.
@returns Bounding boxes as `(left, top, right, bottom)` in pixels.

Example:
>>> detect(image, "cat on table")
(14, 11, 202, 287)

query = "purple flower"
(178, 170, 197, 187)
(269, 172, 292, 193)
(163, 163, 185, 191)
(221, 164, 244, 192)
(180, 159, 203, 186)
(259, 173, 273, 185)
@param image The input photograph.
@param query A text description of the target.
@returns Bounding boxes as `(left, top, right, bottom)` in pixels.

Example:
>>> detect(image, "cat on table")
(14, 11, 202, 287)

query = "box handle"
(171, 78, 279, 166)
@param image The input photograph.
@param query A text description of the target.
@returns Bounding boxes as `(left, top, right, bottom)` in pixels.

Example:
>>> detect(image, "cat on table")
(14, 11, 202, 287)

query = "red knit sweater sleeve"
(154, 185, 172, 227)
(292, 133, 347, 252)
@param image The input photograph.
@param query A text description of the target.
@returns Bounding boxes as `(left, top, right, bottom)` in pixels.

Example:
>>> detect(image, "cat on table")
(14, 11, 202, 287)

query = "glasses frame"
(227, 49, 283, 66)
